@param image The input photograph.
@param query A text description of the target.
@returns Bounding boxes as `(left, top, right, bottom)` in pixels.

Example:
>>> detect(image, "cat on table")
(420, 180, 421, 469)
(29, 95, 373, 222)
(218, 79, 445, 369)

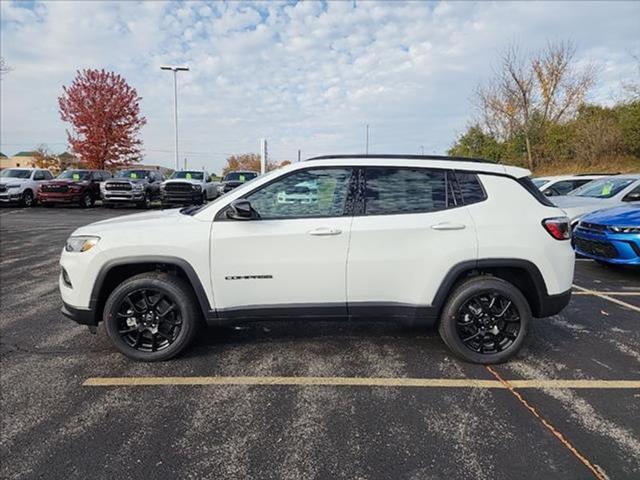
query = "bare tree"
(32, 144, 60, 172)
(622, 53, 640, 101)
(0, 57, 12, 78)
(476, 40, 595, 169)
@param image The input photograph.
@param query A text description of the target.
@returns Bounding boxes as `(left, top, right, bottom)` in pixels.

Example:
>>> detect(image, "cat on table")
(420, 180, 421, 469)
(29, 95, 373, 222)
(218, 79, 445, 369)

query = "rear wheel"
(103, 272, 200, 361)
(21, 190, 35, 207)
(438, 276, 530, 364)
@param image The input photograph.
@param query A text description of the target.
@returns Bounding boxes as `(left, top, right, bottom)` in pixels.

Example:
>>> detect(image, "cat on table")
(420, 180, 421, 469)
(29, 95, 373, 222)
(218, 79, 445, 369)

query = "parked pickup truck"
(161, 170, 218, 207)
(39, 169, 112, 208)
(0, 168, 54, 207)
(101, 169, 164, 208)
(217, 170, 259, 195)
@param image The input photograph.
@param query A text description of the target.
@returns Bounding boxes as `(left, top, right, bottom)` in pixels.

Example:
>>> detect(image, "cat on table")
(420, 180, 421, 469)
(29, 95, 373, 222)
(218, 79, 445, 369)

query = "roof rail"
(305, 154, 495, 164)
(575, 172, 619, 176)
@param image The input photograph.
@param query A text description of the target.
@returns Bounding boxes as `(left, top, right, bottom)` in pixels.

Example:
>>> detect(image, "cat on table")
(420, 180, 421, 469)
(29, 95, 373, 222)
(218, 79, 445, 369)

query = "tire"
(79, 192, 94, 208)
(137, 193, 150, 209)
(103, 272, 200, 361)
(438, 276, 530, 364)
(21, 190, 35, 207)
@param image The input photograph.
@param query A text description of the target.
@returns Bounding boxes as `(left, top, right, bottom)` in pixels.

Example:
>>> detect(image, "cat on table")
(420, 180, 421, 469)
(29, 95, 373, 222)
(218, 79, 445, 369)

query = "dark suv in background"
(101, 169, 164, 208)
(39, 169, 112, 208)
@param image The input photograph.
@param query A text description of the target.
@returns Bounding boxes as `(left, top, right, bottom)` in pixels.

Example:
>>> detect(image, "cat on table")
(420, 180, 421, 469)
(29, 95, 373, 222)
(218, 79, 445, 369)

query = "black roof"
(305, 154, 494, 164)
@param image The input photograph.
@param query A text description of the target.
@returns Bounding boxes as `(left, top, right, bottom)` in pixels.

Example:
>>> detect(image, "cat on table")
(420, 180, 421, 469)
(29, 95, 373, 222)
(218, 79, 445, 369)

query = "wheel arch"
(432, 259, 554, 319)
(90, 256, 212, 324)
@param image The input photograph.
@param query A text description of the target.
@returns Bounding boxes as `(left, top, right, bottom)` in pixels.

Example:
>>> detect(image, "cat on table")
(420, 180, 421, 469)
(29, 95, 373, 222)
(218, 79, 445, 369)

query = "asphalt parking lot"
(1, 206, 639, 480)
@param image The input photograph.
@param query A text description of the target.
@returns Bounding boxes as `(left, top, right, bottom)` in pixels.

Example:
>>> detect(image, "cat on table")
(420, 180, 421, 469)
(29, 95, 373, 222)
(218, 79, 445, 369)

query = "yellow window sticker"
(601, 184, 612, 196)
(72, 173, 80, 180)
(186, 173, 192, 180)
(131, 173, 138, 179)
(239, 175, 246, 182)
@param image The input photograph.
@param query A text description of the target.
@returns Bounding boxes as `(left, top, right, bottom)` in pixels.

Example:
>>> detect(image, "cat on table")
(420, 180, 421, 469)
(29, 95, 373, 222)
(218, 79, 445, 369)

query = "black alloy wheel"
(115, 288, 182, 353)
(438, 276, 530, 364)
(103, 272, 199, 361)
(455, 292, 520, 354)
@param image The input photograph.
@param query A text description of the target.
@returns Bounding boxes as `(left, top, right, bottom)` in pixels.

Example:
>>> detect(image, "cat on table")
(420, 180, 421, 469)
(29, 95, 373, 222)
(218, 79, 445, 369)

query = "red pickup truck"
(38, 169, 112, 207)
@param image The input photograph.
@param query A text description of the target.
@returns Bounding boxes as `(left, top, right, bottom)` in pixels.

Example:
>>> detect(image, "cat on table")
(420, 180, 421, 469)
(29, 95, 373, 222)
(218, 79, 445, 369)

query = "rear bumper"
(61, 301, 98, 326)
(536, 289, 572, 318)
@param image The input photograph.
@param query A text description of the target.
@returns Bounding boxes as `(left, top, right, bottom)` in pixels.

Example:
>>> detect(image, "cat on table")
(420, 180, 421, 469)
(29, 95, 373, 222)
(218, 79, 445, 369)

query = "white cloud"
(1, 0, 638, 171)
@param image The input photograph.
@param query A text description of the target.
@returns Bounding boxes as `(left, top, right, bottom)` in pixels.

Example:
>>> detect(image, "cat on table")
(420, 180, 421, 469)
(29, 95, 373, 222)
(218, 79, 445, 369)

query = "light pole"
(160, 65, 189, 171)
(365, 124, 369, 154)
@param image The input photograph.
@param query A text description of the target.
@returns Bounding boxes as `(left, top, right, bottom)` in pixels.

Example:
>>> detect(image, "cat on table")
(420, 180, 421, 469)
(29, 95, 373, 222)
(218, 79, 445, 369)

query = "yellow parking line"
(82, 376, 640, 389)
(573, 284, 640, 313)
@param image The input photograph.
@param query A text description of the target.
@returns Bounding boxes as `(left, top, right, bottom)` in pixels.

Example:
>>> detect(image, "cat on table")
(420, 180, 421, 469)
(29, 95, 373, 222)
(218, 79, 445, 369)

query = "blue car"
(573, 205, 640, 266)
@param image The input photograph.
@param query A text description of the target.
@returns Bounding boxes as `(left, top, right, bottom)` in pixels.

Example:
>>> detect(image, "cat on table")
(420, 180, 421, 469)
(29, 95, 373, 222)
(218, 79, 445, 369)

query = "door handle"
(430, 223, 466, 231)
(308, 227, 342, 236)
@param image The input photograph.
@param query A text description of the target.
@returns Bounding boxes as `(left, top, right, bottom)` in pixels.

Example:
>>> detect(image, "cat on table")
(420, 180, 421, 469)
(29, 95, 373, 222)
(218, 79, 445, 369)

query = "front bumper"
(0, 191, 22, 202)
(573, 230, 640, 265)
(102, 191, 145, 203)
(61, 301, 97, 326)
(161, 191, 201, 206)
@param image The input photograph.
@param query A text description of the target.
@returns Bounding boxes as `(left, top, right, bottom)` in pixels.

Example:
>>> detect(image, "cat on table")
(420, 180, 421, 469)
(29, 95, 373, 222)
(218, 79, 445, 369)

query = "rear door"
(346, 167, 478, 319)
(210, 167, 356, 317)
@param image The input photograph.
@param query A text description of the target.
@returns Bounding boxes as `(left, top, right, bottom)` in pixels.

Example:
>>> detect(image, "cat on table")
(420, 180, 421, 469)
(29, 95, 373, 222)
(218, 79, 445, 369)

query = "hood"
(0, 178, 29, 185)
(73, 208, 186, 235)
(106, 178, 148, 184)
(163, 179, 202, 186)
(581, 205, 640, 227)
(45, 179, 89, 186)
(551, 195, 606, 208)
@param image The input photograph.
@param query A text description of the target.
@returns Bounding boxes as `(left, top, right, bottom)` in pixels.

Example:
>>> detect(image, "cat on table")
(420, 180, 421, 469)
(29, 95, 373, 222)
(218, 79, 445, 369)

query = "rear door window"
(363, 167, 448, 216)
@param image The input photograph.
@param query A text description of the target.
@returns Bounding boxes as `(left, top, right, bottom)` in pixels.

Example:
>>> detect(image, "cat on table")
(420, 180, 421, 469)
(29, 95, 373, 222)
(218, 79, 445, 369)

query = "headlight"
(610, 226, 640, 234)
(160, 184, 166, 191)
(192, 184, 202, 191)
(132, 183, 144, 191)
(65, 236, 100, 253)
(7, 184, 20, 189)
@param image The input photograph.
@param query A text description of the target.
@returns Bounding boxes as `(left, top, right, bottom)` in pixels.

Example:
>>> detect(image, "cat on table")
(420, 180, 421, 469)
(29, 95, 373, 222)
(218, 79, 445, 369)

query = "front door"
(210, 167, 355, 318)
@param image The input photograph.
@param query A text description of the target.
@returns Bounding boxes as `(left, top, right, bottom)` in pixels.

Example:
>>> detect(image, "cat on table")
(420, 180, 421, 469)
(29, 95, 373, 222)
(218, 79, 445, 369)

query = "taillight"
(542, 217, 571, 240)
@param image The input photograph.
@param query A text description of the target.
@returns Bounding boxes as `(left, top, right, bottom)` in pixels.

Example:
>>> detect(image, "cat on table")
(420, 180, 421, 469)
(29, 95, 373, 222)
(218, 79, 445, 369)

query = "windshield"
(532, 179, 549, 188)
(171, 171, 204, 180)
(0, 169, 32, 179)
(58, 170, 90, 181)
(116, 170, 150, 179)
(569, 178, 635, 199)
(224, 172, 258, 182)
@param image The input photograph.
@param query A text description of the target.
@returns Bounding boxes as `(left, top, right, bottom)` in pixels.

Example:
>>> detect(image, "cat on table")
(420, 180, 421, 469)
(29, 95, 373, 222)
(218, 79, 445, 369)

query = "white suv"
(59, 155, 575, 364)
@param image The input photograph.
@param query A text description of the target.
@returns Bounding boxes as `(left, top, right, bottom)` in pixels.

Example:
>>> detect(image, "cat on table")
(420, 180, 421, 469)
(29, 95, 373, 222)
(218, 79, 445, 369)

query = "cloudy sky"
(1, 0, 639, 172)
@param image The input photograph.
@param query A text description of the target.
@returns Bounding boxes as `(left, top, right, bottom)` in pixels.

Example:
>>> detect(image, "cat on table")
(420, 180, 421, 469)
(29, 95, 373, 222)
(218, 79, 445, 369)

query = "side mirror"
(227, 199, 258, 220)
(543, 189, 554, 197)
(622, 192, 640, 202)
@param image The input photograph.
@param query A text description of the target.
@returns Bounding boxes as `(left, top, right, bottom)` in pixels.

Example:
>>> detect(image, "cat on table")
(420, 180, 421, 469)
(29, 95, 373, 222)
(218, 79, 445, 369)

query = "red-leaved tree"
(58, 69, 146, 169)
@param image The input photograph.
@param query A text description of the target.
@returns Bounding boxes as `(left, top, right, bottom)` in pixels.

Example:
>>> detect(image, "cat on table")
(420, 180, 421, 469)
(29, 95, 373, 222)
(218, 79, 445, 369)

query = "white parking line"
(573, 291, 640, 296)
(573, 284, 640, 313)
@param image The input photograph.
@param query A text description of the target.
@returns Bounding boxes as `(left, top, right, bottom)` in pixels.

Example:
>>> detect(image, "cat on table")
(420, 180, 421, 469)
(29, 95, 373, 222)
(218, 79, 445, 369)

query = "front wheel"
(438, 276, 530, 364)
(79, 192, 94, 208)
(103, 272, 200, 361)
(137, 193, 151, 209)
(21, 190, 35, 207)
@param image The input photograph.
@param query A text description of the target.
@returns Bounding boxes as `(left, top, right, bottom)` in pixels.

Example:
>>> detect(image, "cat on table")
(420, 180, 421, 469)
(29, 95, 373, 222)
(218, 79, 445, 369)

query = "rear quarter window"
(454, 171, 486, 205)
(518, 177, 555, 206)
